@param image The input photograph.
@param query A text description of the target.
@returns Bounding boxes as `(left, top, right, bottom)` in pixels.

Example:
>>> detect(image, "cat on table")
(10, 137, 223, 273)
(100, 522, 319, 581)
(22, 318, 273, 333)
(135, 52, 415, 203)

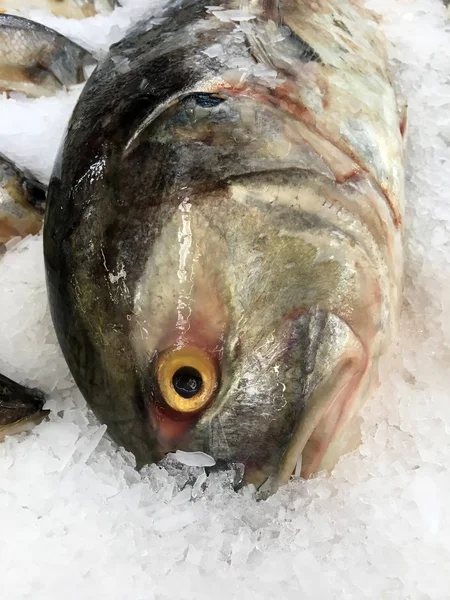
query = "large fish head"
(46, 4, 398, 492)
(122, 89, 371, 490)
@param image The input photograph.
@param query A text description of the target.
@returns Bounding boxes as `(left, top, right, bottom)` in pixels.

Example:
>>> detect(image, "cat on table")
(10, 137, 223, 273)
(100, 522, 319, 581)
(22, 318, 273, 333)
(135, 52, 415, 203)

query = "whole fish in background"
(43, 0, 405, 492)
(0, 152, 45, 248)
(0, 14, 96, 97)
(0, 155, 47, 436)
(0, 0, 118, 19)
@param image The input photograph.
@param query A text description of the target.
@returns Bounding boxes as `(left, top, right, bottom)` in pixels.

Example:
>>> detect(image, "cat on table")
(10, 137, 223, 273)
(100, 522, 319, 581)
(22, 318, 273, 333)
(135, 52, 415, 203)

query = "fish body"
(0, 153, 45, 247)
(0, 14, 96, 97)
(0, 0, 118, 19)
(44, 0, 405, 490)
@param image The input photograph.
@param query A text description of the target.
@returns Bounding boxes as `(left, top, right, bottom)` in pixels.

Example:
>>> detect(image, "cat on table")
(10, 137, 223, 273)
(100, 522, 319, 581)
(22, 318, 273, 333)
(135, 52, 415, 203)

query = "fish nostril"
(172, 367, 203, 399)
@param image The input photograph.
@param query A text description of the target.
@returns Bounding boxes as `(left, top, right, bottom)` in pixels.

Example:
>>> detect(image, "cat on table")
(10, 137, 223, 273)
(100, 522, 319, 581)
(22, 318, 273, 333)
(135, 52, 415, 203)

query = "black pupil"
(172, 367, 203, 399)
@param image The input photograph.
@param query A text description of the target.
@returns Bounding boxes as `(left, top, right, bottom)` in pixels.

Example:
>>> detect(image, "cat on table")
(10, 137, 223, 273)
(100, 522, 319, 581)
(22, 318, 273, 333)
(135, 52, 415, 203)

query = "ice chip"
(170, 450, 216, 468)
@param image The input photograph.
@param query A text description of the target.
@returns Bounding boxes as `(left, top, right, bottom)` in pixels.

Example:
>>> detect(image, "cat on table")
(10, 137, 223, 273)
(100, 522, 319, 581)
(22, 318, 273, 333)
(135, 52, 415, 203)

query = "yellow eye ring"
(156, 346, 217, 414)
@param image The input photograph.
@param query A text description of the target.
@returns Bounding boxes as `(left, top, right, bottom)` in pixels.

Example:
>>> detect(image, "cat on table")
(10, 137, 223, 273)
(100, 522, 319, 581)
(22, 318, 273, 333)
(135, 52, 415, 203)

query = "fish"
(0, 14, 96, 97)
(0, 373, 48, 442)
(0, 152, 45, 248)
(0, 0, 118, 19)
(43, 0, 405, 492)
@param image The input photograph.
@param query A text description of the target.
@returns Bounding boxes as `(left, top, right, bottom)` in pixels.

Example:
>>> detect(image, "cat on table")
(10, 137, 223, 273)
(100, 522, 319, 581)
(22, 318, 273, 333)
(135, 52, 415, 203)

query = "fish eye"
(156, 346, 217, 413)
(183, 93, 225, 108)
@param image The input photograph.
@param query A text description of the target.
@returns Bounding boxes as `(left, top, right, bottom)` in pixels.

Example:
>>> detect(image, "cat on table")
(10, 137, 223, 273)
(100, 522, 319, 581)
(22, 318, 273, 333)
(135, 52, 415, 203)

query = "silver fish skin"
(0, 152, 45, 246)
(44, 0, 405, 491)
(0, 0, 118, 19)
(0, 14, 96, 97)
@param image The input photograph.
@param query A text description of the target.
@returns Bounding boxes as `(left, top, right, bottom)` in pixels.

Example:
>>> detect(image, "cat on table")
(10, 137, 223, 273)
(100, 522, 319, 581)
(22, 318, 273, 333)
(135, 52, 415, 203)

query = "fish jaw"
(270, 311, 368, 490)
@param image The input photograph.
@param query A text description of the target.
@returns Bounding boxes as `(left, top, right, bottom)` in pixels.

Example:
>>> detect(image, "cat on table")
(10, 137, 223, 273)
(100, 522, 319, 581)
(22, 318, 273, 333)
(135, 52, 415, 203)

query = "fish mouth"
(161, 370, 363, 495)
(270, 355, 366, 493)
(239, 365, 364, 493)
(243, 317, 368, 494)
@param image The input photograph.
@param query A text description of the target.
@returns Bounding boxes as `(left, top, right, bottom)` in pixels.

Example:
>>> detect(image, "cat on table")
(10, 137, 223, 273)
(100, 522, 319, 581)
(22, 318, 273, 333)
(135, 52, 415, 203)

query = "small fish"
(0, 152, 45, 246)
(41, 0, 405, 493)
(0, 0, 118, 19)
(0, 373, 48, 442)
(0, 14, 96, 97)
